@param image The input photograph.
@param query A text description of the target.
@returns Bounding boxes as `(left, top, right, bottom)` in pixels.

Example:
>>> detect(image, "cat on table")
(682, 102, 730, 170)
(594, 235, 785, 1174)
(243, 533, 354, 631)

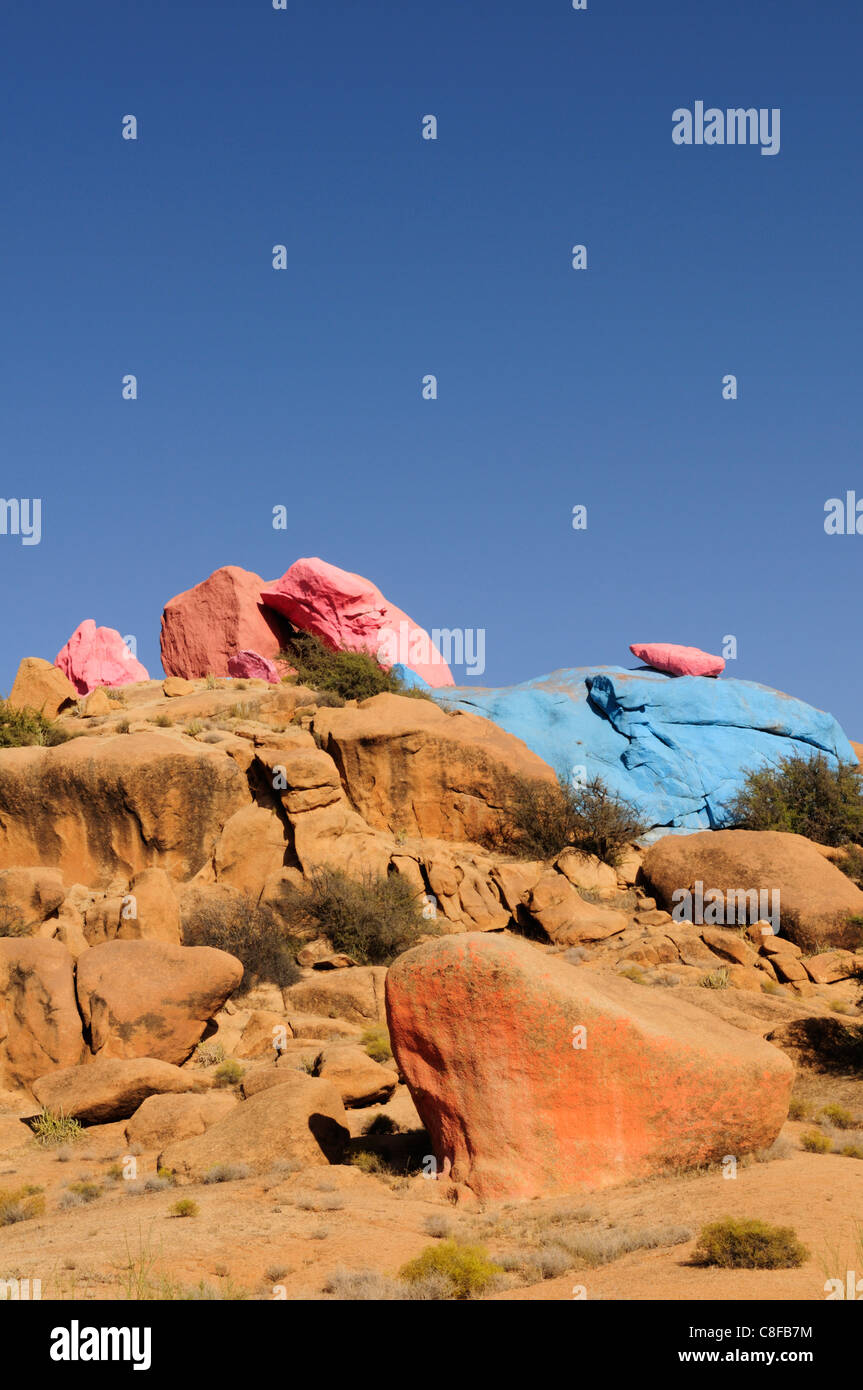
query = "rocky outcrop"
(260, 556, 455, 688)
(314, 692, 555, 843)
(76, 940, 243, 1064)
(643, 829, 863, 949)
(437, 667, 857, 832)
(160, 566, 293, 679)
(386, 933, 793, 1200)
(32, 1057, 198, 1123)
(0, 733, 250, 886)
(0, 938, 86, 1088)
(55, 620, 149, 694)
(7, 657, 77, 718)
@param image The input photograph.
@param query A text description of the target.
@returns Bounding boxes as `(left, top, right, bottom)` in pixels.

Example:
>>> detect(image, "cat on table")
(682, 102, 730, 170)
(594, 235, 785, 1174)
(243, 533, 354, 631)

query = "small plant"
(153, 713, 172, 728)
(186, 720, 203, 737)
(282, 867, 427, 966)
(0, 700, 70, 748)
(819, 1104, 856, 1130)
(65, 1180, 102, 1203)
(194, 1040, 226, 1068)
(31, 1109, 84, 1148)
(205, 673, 217, 690)
(106, 688, 125, 703)
(361, 1025, 393, 1064)
(170, 1199, 199, 1218)
(726, 752, 863, 847)
(693, 1217, 809, 1269)
(700, 966, 730, 990)
(841, 1145, 863, 1159)
(800, 1129, 832, 1153)
(0, 1185, 46, 1225)
(116, 719, 131, 734)
(363, 1113, 398, 1136)
(617, 965, 648, 985)
(761, 979, 783, 995)
(213, 1059, 244, 1088)
(398, 1241, 502, 1299)
(488, 771, 646, 866)
(787, 1097, 809, 1121)
(202, 1163, 250, 1184)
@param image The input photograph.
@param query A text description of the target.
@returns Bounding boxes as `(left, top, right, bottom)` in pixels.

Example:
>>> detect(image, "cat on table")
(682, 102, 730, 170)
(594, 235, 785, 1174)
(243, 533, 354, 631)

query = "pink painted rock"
(160, 566, 293, 679)
(629, 642, 725, 678)
(386, 932, 792, 1200)
(55, 620, 149, 695)
(261, 557, 455, 688)
(227, 649, 279, 683)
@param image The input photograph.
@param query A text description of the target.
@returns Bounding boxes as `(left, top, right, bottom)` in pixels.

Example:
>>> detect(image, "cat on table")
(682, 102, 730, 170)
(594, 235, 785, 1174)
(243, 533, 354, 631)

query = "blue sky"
(2, 0, 862, 733)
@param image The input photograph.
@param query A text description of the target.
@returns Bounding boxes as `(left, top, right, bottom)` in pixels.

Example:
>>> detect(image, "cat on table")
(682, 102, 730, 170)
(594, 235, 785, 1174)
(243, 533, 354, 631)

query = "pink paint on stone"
(160, 566, 294, 679)
(261, 557, 455, 688)
(55, 620, 150, 695)
(227, 650, 280, 683)
(629, 642, 725, 678)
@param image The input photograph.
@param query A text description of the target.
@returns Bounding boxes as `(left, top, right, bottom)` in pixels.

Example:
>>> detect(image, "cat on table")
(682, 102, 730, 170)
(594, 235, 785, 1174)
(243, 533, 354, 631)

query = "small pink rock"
(227, 650, 279, 684)
(629, 642, 725, 678)
(261, 557, 455, 688)
(55, 620, 149, 695)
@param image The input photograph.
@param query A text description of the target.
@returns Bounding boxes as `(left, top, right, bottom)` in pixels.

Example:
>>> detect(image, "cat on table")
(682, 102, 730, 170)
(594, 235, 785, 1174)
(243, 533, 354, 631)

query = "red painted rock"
(227, 649, 279, 683)
(55, 620, 149, 694)
(261, 557, 455, 688)
(386, 933, 793, 1200)
(160, 566, 293, 679)
(629, 642, 725, 678)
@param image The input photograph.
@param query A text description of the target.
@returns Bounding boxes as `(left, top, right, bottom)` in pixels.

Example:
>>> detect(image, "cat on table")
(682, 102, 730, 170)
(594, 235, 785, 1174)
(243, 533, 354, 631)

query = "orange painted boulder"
(386, 933, 793, 1200)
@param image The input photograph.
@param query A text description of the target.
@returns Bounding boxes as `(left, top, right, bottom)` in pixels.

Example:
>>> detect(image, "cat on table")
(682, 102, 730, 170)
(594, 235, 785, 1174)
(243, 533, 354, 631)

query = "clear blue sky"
(2, 1, 862, 733)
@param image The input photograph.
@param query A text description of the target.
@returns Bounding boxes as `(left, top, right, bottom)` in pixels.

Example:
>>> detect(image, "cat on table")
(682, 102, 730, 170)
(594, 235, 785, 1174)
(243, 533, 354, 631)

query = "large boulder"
(0, 938, 85, 1088)
(76, 940, 243, 1064)
(315, 1042, 399, 1108)
(435, 667, 857, 832)
(260, 556, 455, 688)
(643, 829, 863, 950)
(0, 867, 65, 936)
(314, 692, 555, 842)
(116, 868, 182, 944)
(32, 1057, 198, 1123)
(124, 1091, 237, 1148)
(283, 966, 388, 1025)
(0, 733, 250, 885)
(386, 933, 793, 1200)
(160, 566, 293, 679)
(159, 1071, 349, 1177)
(55, 620, 149, 694)
(7, 657, 77, 718)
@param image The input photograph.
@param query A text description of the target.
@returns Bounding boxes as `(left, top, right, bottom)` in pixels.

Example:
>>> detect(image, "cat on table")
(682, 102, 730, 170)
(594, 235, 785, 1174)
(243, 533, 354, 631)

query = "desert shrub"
(820, 1104, 856, 1130)
(361, 1025, 393, 1063)
(106, 688, 125, 702)
(31, 1109, 84, 1148)
(424, 1214, 454, 1240)
(489, 772, 646, 866)
(726, 752, 863, 847)
(202, 1163, 250, 1185)
(841, 1145, 863, 1159)
(194, 1040, 226, 1068)
(617, 965, 648, 985)
(213, 1059, 244, 1088)
(65, 1181, 102, 1203)
(787, 1097, 809, 1121)
(181, 895, 301, 993)
(170, 1199, 199, 1218)
(835, 843, 863, 887)
(0, 700, 69, 748)
(800, 1129, 832, 1153)
(153, 713, 172, 728)
(693, 1217, 809, 1269)
(282, 867, 427, 965)
(398, 1241, 502, 1299)
(0, 1186, 45, 1225)
(700, 967, 730, 990)
(557, 1224, 691, 1268)
(363, 1114, 398, 1136)
(279, 629, 404, 703)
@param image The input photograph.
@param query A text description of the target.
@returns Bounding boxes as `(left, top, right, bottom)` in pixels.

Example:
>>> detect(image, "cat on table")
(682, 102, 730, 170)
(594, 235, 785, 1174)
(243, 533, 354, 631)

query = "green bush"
(283, 867, 428, 965)
(170, 1199, 199, 1218)
(213, 1059, 244, 1088)
(31, 1109, 84, 1148)
(361, 1025, 393, 1063)
(0, 700, 69, 748)
(398, 1241, 502, 1299)
(280, 629, 403, 703)
(0, 1185, 46, 1226)
(800, 1128, 832, 1153)
(819, 1104, 856, 1130)
(489, 772, 645, 866)
(726, 752, 863, 847)
(699, 967, 730, 990)
(181, 895, 301, 993)
(693, 1217, 809, 1269)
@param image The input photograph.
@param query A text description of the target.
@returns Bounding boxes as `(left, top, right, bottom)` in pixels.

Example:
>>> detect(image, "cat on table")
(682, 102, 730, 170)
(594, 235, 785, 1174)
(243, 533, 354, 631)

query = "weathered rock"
(260, 556, 455, 687)
(81, 687, 112, 718)
(76, 940, 243, 1064)
(0, 867, 65, 936)
(315, 693, 555, 843)
(163, 677, 198, 697)
(386, 933, 793, 1200)
(124, 1091, 237, 1148)
(643, 830, 863, 950)
(629, 642, 725, 678)
(235, 1010, 293, 1059)
(804, 951, 857, 985)
(0, 938, 85, 1087)
(525, 872, 629, 944)
(55, 620, 149, 694)
(32, 1057, 197, 1123)
(213, 803, 287, 894)
(117, 868, 182, 944)
(0, 733, 250, 886)
(315, 1043, 398, 1108)
(160, 566, 293, 679)
(283, 967, 388, 1025)
(227, 650, 279, 683)
(700, 928, 759, 968)
(556, 849, 619, 896)
(159, 1071, 349, 1177)
(7, 657, 77, 719)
